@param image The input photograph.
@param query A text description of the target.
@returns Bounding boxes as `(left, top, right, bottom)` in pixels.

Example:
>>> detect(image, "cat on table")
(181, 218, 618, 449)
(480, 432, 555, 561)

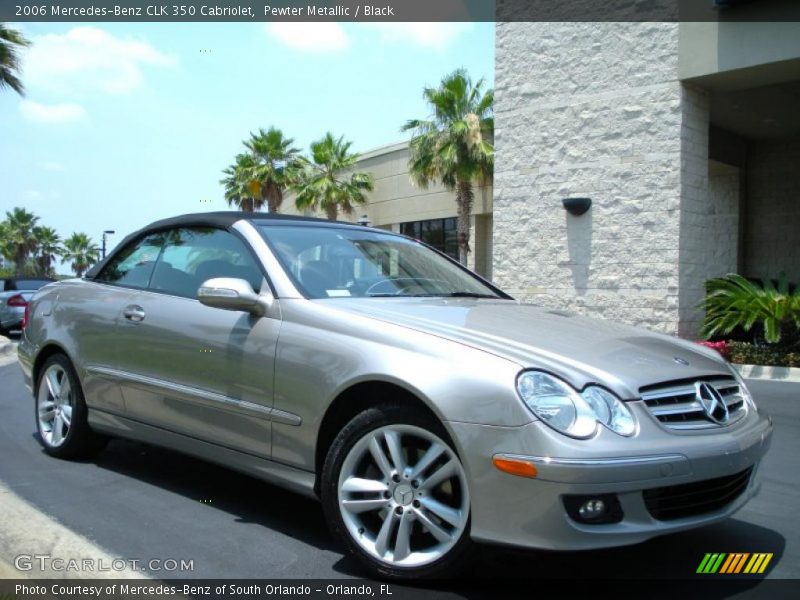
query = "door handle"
(123, 305, 146, 322)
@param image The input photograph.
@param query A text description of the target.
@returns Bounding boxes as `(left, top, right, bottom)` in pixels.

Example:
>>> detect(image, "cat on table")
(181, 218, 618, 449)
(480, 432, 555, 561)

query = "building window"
(400, 218, 458, 260)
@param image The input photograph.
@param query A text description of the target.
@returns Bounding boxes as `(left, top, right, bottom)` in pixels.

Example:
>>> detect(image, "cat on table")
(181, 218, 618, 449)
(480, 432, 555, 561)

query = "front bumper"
(448, 403, 773, 551)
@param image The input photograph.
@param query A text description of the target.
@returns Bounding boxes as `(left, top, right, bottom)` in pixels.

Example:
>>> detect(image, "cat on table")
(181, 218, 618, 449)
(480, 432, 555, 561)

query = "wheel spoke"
(60, 378, 72, 405)
(420, 459, 457, 491)
(409, 442, 445, 480)
(413, 507, 452, 543)
(61, 405, 72, 428)
(384, 430, 405, 473)
(51, 413, 64, 445)
(39, 408, 56, 423)
(341, 477, 388, 494)
(45, 369, 61, 400)
(38, 400, 56, 420)
(419, 496, 461, 527)
(341, 498, 388, 514)
(374, 511, 398, 557)
(368, 435, 393, 480)
(393, 509, 414, 561)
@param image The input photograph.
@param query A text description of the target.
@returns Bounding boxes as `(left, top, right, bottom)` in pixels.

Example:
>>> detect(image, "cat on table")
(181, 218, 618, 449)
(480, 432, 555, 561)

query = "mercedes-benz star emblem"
(695, 382, 729, 424)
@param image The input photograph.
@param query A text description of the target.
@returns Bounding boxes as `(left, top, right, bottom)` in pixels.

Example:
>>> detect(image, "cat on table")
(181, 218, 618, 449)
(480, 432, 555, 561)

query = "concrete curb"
(0, 340, 16, 368)
(734, 363, 800, 383)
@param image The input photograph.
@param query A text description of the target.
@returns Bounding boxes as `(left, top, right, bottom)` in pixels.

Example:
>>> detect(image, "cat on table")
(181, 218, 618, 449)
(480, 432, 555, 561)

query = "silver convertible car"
(18, 212, 772, 578)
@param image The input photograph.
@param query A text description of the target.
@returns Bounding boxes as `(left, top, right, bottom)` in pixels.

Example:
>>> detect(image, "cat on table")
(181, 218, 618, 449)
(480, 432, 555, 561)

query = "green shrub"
(727, 341, 800, 367)
(699, 274, 800, 345)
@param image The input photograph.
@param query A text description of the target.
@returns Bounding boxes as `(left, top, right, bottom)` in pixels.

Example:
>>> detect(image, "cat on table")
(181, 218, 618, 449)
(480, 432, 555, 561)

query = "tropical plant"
(294, 132, 374, 221)
(402, 69, 494, 264)
(244, 127, 303, 213)
(0, 23, 30, 96)
(699, 274, 800, 346)
(33, 226, 61, 277)
(2, 207, 40, 275)
(61, 232, 100, 277)
(221, 153, 261, 212)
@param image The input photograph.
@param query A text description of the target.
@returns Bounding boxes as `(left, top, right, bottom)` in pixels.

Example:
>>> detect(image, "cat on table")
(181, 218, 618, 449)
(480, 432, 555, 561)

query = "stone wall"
(494, 22, 691, 333)
(744, 139, 800, 283)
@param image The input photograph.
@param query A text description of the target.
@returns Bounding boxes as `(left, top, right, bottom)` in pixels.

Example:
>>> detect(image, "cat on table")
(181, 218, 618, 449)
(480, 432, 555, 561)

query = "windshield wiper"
(439, 292, 498, 298)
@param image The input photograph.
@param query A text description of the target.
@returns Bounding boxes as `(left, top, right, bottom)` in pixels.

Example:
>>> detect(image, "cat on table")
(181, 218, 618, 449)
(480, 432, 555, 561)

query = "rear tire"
(35, 354, 107, 459)
(321, 404, 473, 579)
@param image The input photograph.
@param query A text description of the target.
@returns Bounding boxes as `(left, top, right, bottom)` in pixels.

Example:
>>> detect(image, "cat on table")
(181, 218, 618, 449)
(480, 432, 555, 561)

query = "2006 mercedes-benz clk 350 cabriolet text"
(18, 212, 773, 578)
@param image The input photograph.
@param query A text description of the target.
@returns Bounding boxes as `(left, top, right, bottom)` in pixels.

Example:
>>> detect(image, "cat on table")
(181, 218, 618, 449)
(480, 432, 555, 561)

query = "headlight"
(516, 371, 636, 438)
(731, 368, 757, 413)
(580, 386, 636, 436)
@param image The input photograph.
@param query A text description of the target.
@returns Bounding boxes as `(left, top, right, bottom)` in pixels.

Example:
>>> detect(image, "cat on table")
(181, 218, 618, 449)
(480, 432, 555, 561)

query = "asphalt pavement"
(0, 357, 798, 590)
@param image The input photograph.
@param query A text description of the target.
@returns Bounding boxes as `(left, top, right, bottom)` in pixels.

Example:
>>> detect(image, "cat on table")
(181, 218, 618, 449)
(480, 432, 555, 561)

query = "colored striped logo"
(697, 553, 773, 574)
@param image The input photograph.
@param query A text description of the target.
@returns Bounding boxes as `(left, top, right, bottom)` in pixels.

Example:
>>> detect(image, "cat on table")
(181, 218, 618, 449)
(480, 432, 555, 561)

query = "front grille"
(643, 467, 753, 521)
(640, 377, 747, 431)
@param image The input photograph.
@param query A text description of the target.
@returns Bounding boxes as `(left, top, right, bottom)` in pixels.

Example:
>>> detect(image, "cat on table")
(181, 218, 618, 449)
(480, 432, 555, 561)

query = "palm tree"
(402, 69, 494, 264)
(61, 233, 99, 277)
(294, 133, 374, 221)
(33, 226, 61, 278)
(244, 127, 303, 213)
(2, 207, 40, 275)
(221, 153, 261, 212)
(0, 24, 31, 96)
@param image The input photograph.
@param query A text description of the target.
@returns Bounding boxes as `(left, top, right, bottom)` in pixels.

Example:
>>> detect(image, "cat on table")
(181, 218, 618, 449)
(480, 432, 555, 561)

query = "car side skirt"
(88, 408, 318, 499)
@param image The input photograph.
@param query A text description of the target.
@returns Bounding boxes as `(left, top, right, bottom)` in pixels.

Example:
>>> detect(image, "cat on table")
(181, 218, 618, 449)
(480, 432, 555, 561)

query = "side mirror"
(198, 277, 267, 316)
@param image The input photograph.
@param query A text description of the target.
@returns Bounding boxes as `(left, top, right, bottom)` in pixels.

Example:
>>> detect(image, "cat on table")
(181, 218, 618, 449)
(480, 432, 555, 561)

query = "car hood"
(324, 298, 732, 399)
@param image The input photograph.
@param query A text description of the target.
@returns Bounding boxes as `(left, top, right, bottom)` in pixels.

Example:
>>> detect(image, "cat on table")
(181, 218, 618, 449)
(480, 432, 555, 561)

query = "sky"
(0, 21, 494, 271)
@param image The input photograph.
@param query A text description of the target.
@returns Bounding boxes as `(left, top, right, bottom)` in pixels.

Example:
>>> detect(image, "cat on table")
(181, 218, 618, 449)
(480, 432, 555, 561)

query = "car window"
(148, 227, 264, 299)
(260, 225, 501, 299)
(95, 233, 166, 289)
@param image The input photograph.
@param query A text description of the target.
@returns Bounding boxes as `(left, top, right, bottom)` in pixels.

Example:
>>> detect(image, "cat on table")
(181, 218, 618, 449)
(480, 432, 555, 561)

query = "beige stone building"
(493, 17, 800, 337)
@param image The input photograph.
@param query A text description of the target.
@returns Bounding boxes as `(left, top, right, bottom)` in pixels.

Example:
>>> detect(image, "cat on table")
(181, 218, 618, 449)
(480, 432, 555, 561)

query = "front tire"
(321, 405, 472, 579)
(35, 354, 106, 458)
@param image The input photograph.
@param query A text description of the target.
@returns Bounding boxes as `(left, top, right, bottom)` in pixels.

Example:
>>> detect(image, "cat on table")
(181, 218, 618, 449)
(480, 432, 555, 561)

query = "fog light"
(578, 499, 606, 520)
(563, 494, 623, 524)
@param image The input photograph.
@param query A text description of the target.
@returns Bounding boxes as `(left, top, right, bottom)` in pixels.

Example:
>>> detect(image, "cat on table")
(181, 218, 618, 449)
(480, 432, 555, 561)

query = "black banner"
(3, 579, 800, 600)
(3, 0, 800, 22)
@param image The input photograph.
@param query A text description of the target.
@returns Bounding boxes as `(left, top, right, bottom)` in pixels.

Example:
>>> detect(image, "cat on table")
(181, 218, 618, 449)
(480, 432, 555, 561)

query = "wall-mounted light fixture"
(562, 197, 592, 216)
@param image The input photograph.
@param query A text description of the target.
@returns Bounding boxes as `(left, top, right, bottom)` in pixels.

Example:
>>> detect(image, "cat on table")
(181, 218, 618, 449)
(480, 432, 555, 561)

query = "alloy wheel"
(37, 364, 74, 447)
(337, 424, 469, 568)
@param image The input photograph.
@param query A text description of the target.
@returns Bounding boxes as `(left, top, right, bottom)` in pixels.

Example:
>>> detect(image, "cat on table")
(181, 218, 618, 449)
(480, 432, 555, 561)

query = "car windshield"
(258, 225, 503, 299)
(10, 279, 52, 291)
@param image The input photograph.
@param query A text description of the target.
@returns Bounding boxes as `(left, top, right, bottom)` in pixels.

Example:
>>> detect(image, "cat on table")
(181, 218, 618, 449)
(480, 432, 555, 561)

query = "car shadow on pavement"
(85, 437, 339, 553)
(329, 518, 787, 594)
(72, 435, 786, 592)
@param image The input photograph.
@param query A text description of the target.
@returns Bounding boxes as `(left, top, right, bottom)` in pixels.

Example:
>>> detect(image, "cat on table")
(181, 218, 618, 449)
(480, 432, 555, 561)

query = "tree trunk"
(455, 180, 474, 265)
(265, 184, 282, 214)
(14, 248, 26, 276)
(325, 205, 338, 221)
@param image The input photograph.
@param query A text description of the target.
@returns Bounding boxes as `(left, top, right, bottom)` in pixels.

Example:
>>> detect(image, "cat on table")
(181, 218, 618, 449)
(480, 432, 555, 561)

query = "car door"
(113, 226, 279, 458)
(79, 234, 168, 415)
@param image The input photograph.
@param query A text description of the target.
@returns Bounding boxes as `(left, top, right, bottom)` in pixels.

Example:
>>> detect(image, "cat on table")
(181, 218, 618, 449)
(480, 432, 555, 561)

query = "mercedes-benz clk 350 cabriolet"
(18, 212, 772, 578)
